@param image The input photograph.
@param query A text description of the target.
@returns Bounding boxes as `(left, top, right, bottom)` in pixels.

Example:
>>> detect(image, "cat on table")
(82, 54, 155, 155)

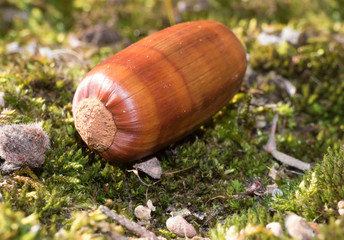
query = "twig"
(163, 160, 199, 175)
(99, 205, 158, 240)
(263, 115, 311, 171)
(145, 179, 162, 203)
(128, 169, 161, 203)
(130, 159, 198, 202)
(205, 195, 226, 205)
(163, 0, 176, 26)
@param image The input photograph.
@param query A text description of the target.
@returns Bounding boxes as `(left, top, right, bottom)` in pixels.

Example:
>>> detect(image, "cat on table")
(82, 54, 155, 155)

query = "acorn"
(72, 20, 247, 163)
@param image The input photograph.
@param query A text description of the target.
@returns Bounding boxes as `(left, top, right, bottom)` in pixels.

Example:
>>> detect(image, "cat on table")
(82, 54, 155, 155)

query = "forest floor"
(0, 0, 344, 239)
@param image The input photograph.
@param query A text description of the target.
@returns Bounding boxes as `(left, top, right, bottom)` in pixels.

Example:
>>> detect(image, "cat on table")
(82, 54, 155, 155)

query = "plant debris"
(245, 177, 265, 195)
(264, 115, 312, 171)
(99, 205, 158, 240)
(133, 157, 162, 179)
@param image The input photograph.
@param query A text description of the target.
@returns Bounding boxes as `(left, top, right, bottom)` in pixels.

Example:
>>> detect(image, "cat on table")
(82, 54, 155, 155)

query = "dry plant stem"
(264, 115, 311, 171)
(163, 160, 199, 175)
(132, 160, 198, 202)
(99, 205, 158, 240)
(271, 151, 311, 171)
(145, 179, 162, 203)
(205, 195, 226, 205)
(129, 169, 161, 202)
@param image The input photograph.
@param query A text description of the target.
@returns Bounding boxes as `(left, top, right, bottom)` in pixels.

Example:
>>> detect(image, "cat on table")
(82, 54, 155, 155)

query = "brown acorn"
(72, 20, 247, 163)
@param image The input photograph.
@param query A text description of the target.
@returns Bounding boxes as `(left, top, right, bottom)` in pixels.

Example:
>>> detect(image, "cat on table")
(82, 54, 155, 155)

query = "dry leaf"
(133, 157, 162, 179)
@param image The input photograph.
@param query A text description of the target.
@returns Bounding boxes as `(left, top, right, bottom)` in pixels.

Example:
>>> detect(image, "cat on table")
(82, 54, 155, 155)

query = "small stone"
(166, 215, 197, 238)
(6, 42, 20, 54)
(134, 205, 151, 222)
(337, 200, 344, 215)
(133, 157, 162, 179)
(255, 115, 267, 129)
(266, 222, 283, 238)
(177, 1, 188, 13)
(280, 27, 300, 45)
(191, 237, 210, 240)
(147, 199, 156, 211)
(339, 210, 344, 217)
(0, 92, 5, 108)
(104, 199, 114, 208)
(285, 214, 314, 240)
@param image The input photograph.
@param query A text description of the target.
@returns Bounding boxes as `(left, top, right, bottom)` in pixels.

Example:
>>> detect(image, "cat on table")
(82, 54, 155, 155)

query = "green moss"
(272, 147, 344, 220)
(0, 203, 47, 239)
(317, 216, 344, 240)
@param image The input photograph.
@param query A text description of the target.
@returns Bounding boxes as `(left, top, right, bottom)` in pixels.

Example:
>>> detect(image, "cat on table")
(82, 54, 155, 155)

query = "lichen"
(0, 123, 50, 172)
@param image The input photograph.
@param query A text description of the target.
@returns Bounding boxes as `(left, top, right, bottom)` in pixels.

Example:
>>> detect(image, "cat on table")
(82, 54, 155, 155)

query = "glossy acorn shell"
(72, 20, 247, 163)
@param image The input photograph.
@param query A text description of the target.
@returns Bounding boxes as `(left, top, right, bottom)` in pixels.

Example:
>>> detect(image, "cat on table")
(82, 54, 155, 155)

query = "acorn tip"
(74, 98, 116, 153)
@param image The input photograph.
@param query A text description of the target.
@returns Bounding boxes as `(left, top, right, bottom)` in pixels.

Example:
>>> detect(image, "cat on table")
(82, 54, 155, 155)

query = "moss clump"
(317, 216, 344, 240)
(0, 203, 46, 239)
(273, 147, 344, 220)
